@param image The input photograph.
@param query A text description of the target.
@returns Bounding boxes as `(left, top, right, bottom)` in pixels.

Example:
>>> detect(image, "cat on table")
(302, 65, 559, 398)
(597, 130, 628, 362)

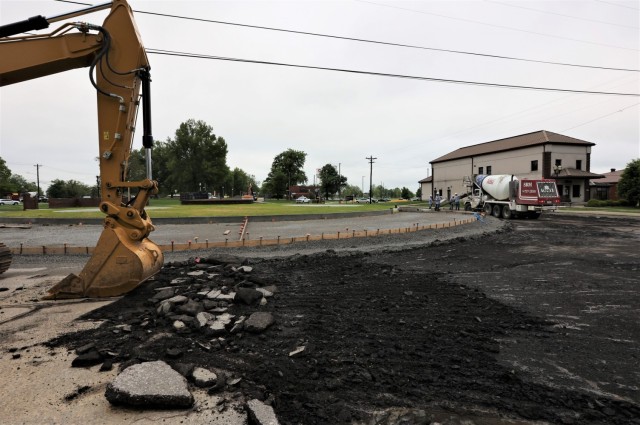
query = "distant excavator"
(0, 0, 164, 298)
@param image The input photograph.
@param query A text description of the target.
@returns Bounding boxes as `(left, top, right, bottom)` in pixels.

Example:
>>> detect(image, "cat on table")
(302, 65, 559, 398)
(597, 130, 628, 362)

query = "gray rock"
(262, 285, 277, 294)
(289, 346, 306, 358)
(256, 287, 274, 298)
(170, 277, 189, 286)
(246, 399, 280, 425)
(105, 361, 194, 408)
(166, 295, 188, 304)
(230, 316, 246, 334)
(192, 367, 218, 387)
(176, 299, 203, 316)
(236, 265, 253, 273)
(244, 312, 275, 333)
(196, 311, 215, 328)
(205, 321, 227, 336)
(234, 288, 263, 305)
(151, 288, 175, 302)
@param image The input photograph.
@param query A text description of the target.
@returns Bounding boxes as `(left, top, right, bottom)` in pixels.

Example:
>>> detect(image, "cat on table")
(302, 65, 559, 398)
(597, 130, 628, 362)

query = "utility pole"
(338, 163, 341, 200)
(34, 164, 42, 198)
(366, 156, 377, 203)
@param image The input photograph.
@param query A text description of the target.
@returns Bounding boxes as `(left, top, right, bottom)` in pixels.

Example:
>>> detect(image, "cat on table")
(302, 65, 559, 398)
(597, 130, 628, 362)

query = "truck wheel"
(492, 204, 502, 218)
(501, 205, 512, 219)
(464, 203, 472, 212)
(484, 204, 492, 215)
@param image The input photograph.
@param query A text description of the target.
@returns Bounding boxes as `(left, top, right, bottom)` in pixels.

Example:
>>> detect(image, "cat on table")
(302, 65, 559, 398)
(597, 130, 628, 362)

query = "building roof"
(431, 130, 595, 164)
(555, 167, 604, 179)
(596, 169, 624, 184)
(418, 176, 432, 184)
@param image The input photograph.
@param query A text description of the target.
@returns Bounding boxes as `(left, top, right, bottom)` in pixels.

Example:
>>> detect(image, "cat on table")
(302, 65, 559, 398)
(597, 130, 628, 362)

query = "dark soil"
(48, 214, 640, 424)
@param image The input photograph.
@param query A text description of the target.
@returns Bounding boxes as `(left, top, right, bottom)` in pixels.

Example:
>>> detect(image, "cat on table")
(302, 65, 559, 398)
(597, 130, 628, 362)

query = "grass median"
(0, 198, 417, 219)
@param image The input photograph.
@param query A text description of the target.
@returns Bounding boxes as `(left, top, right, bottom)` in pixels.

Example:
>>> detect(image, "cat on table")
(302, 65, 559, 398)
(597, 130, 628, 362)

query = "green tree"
(46, 179, 91, 198)
(9, 175, 37, 193)
(342, 184, 362, 197)
(318, 164, 347, 199)
(416, 187, 422, 199)
(0, 157, 13, 195)
(400, 187, 413, 199)
(128, 143, 173, 196)
(618, 159, 640, 207)
(226, 168, 257, 198)
(163, 119, 230, 196)
(263, 169, 288, 199)
(265, 149, 307, 198)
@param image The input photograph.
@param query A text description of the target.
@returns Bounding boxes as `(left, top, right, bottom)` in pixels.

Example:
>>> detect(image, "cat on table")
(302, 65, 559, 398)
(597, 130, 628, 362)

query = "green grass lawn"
(0, 198, 417, 219)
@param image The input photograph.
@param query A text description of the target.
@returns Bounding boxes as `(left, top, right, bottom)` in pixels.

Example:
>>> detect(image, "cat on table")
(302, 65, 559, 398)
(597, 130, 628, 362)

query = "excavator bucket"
(44, 223, 163, 299)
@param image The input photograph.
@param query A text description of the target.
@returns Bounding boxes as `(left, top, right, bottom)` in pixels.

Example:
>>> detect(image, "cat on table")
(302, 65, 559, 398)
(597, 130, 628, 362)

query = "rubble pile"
(49, 255, 282, 422)
(46, 236, 640, 425)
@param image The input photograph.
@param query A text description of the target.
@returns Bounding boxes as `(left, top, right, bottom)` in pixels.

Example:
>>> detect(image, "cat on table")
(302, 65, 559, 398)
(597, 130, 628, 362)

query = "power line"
(136, 9, 639, 72)
(357, 0, 639, 52)
(146, 48, 640, 97)
(561, 102, 640, 131)
(486, 0, 639, 29)
(595, 0, 640, 11)
(48, 0, 640, 72)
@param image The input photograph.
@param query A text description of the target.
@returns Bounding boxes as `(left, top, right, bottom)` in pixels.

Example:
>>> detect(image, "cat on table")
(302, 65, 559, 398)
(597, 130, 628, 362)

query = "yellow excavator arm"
(0, 0, 164, 298)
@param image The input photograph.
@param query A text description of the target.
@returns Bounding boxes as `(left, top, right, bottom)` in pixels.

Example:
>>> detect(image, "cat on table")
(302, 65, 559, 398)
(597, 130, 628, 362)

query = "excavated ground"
(45, 214, 640, 424)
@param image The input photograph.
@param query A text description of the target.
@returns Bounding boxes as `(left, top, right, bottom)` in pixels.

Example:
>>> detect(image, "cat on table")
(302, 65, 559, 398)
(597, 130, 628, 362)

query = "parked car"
(38, 196, 48, 203)
(295, 196, 311, 203)
(355, 198, 371, 204)
(0, 199, 21, 205)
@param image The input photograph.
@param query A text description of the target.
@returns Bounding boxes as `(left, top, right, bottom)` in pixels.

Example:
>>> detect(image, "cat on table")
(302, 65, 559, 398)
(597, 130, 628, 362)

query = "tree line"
(9, 119, 636, 205)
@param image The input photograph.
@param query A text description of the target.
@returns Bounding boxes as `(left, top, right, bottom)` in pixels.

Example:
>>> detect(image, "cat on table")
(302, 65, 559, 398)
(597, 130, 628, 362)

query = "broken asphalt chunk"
(105, 361, 194, 408)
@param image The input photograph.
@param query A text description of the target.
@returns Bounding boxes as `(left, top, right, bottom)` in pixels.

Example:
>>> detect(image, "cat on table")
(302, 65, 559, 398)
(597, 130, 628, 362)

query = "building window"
(576, 160, 582, 170)
(555, 159, 562, 166)
(478, 167, 484, 174)
(572, 185, 580, 198)
(531, 160, 538, 171)
(486, 166, 492, 174)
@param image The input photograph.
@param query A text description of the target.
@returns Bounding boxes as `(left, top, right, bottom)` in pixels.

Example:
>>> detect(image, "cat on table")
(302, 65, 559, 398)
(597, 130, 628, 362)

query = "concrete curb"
(9, 213, 478, 255)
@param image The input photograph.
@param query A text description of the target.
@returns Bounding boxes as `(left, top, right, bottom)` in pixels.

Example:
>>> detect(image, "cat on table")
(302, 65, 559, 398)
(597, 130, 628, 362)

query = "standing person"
(428, 194, 433, 210)
(435, 194, 441, 211)
(449, 194, 454, 210)
(454, 193, 460, 210)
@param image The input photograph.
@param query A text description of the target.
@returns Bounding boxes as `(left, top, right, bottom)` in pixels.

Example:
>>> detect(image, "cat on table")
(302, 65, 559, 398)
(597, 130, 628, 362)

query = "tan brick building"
(420, 130, 604, 204)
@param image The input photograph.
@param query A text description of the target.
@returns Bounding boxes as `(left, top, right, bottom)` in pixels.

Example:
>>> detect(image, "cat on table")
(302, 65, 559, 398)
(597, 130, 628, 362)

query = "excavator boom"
(0, 0, 164, 298)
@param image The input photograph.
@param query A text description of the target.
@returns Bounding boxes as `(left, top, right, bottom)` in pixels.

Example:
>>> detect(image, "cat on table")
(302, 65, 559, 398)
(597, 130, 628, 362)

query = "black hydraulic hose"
(140, 68, 153, 149)
(0, 15, 48, 38)
(88, 26, 114, 99)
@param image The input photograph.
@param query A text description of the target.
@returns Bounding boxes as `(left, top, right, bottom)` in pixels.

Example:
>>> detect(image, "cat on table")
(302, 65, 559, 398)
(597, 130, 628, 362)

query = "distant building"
(419, 130, 604, 204)
(591, 168, 624, 201)
(289, 185, 319, 199)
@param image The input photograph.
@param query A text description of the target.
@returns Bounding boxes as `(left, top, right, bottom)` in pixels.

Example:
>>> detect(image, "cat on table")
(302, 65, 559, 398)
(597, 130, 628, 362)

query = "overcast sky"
(1, 0, 638, 193)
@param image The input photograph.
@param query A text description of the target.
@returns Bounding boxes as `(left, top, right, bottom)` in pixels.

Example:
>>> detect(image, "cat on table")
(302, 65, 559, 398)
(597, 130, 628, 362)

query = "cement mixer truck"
(464, 175, 560, 219)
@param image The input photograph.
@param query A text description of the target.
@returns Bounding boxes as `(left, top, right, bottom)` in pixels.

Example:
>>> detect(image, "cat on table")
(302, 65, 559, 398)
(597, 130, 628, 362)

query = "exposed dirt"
(47, 214, 640, 424)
